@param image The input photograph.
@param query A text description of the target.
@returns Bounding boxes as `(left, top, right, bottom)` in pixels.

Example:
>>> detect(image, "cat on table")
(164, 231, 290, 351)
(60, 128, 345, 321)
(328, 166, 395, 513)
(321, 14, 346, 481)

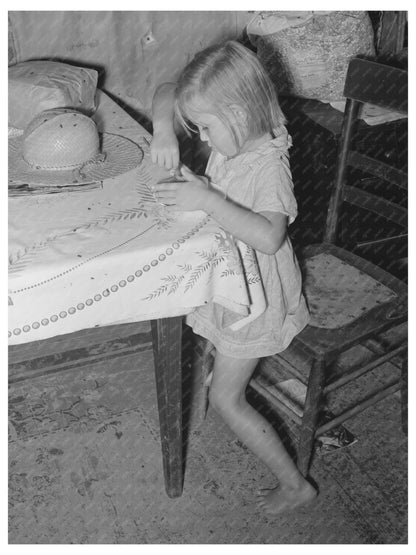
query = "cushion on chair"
(302, 253, 397, 329)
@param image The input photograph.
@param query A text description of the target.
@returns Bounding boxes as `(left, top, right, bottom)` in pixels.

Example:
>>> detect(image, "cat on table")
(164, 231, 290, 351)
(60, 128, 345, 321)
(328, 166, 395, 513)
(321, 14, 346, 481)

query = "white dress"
(186, 127, 310, 359)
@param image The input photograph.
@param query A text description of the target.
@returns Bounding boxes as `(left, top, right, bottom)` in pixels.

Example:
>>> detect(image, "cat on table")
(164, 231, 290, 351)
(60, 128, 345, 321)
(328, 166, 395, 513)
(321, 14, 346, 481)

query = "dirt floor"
(8, 323, 408, 544)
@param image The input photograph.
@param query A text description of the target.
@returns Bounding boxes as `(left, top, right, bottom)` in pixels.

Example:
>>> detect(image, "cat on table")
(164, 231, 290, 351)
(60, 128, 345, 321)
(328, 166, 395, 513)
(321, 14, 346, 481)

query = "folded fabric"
(8, 60, 98, 129)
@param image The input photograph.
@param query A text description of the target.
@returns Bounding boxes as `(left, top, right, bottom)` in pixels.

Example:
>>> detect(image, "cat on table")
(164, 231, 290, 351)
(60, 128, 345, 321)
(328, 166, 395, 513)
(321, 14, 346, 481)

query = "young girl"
(151, 41, 317, 515)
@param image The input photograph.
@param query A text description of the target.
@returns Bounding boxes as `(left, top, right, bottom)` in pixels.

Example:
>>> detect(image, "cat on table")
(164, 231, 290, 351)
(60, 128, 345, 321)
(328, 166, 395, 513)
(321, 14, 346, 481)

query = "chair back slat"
(324, 58, 408, 245)
(347, 151, 407, 189)
(344, 58, 407, 113)
(343, 185, 407, 226)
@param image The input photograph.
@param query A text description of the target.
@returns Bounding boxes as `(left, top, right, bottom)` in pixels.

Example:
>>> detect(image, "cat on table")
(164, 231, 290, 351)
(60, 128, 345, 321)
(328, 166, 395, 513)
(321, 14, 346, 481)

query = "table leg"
(151, 317, 184, 498)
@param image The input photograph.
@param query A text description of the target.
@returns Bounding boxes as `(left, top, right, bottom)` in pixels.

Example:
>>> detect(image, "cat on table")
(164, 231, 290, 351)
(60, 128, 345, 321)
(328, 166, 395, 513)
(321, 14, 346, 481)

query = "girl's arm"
(204, 193, 287, 255)
(153, 166, 288, 255)
(151, 82, 180, 170)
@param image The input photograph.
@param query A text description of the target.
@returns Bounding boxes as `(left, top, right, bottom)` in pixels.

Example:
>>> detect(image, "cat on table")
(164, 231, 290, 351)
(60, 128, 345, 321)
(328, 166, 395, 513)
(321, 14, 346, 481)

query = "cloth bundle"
(8, 60, 98, 130)
(248, 11, 375, 102)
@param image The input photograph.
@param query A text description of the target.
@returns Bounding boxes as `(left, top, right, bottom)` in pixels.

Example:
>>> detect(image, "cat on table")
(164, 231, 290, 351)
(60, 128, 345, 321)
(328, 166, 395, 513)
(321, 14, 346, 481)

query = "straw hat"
(8, 108, 143, 187)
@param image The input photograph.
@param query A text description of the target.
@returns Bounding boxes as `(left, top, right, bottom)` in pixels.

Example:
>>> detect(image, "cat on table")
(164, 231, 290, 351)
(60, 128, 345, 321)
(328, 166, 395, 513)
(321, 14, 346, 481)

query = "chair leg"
(200, 340, 215, 420)
(297, 357, 326, 476)
(401, 350, 408, 434)
(192, 337, 215, 423)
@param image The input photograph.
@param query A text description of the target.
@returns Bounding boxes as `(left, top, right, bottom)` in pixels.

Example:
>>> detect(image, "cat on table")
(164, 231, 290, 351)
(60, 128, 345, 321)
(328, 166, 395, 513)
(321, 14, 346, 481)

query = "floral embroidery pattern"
(237, 241, 262, 285)
(80, 204, 149, 229)
(184, 250, 225, 292)
(142, 269, 189, 300)
(9, 201, 175, 283)
(215, 231, 243, 277)
(8, 165, 175, 278)
(8, 217, 210, 338)
(143, 229, 245, 301)
(143, 249, 225, 300)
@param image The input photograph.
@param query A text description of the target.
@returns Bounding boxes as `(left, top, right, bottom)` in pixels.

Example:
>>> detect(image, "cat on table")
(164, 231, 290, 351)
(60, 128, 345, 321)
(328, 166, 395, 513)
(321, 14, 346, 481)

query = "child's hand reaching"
(150, 129, 180, 171)
(153, 166, 211, 211)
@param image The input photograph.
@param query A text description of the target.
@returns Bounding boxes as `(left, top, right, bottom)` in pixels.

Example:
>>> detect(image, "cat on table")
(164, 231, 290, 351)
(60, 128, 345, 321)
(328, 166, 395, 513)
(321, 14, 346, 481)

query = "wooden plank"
(8, 321, 152, 364)
(9, 331, 153, 383)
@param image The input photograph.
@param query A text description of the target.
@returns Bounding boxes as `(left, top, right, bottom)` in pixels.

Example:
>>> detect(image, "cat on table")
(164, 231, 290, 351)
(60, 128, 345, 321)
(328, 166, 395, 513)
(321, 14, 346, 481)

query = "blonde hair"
(174, 40, 286, 150)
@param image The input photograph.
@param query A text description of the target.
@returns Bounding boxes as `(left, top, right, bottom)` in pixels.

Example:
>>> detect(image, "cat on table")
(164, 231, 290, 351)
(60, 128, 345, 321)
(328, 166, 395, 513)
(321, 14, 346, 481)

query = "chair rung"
(251, 375, 402, 439)
(261, 354, 308, 384)
(363, 338, 404, 369)
(316, 380, 401, 437)
(343, 185, 407, 226)
(356, 233, 407, 249)
(348, 151, 407, 189)
(249, 378, 303, 425)
(325, 344, 407, 393)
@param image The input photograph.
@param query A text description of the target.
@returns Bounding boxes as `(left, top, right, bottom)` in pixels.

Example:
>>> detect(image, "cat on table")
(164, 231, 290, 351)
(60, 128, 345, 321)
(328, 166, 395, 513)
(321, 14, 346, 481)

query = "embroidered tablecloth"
(8, 91, 266, 345)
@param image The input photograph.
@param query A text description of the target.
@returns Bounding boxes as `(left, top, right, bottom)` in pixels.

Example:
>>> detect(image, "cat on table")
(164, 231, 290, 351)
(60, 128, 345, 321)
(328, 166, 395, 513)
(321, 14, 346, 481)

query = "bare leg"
(208, 351, 317, 515)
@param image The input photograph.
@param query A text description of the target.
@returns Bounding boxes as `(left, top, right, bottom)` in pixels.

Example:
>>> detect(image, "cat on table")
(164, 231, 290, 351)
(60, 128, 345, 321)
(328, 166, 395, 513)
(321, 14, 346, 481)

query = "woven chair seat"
(302, 253, 396, 329)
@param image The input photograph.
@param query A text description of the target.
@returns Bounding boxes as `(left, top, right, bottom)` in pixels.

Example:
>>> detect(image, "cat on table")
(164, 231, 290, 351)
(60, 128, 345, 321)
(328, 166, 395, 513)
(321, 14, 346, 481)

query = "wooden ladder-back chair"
(249, 57, 408, 475)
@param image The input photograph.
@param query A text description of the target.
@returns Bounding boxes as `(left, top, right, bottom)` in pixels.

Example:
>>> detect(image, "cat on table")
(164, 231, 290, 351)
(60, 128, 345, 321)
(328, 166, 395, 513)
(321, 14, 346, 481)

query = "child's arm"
(207, 201, 287, 256)
(153, 166, 288, 255)
(150, 82, 180, 170)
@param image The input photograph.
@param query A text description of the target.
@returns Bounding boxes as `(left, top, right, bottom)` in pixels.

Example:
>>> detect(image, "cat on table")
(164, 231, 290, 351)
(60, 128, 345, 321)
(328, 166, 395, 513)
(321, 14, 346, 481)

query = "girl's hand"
(153, 166, 210, 211)
(150, 128, 180, 170)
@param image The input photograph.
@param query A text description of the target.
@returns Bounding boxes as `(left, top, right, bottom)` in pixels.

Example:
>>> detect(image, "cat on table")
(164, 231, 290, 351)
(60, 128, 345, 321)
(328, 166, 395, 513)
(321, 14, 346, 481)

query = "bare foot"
(257, 481, 317, 516)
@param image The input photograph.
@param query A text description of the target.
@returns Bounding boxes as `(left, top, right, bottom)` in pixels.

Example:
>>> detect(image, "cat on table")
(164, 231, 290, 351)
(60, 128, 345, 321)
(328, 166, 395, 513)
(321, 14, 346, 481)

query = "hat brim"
(8, 133, 143, 187)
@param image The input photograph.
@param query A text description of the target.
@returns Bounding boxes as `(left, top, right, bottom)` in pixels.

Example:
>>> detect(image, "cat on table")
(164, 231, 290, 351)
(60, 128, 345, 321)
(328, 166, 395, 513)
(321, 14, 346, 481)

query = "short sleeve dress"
(185, 126, 310, 359)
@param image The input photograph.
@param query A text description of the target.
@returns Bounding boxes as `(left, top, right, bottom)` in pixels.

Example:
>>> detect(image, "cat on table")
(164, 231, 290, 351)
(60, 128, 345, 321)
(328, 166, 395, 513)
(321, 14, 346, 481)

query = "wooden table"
(8, 91, 265, 498)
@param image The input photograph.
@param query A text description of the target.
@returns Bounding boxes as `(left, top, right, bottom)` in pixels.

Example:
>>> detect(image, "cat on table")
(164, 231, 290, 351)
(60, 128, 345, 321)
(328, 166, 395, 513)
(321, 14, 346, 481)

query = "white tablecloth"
(8, 92, 266, 345)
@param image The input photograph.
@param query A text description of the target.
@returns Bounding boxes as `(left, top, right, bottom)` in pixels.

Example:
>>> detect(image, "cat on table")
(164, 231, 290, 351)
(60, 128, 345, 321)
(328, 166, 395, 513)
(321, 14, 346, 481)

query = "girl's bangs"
(176, 92, 215, 134)
(180, 93, 209, 123)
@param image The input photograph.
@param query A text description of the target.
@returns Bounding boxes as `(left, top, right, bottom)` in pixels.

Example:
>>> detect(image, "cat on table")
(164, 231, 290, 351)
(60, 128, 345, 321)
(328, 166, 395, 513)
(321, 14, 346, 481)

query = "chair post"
(324, 98, 361, 244)
(297, 356, 326, 475)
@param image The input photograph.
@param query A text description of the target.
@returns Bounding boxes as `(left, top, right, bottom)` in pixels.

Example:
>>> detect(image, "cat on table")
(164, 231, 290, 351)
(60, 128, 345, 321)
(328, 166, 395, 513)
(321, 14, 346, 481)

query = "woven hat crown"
(23, 109, 100, 170)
